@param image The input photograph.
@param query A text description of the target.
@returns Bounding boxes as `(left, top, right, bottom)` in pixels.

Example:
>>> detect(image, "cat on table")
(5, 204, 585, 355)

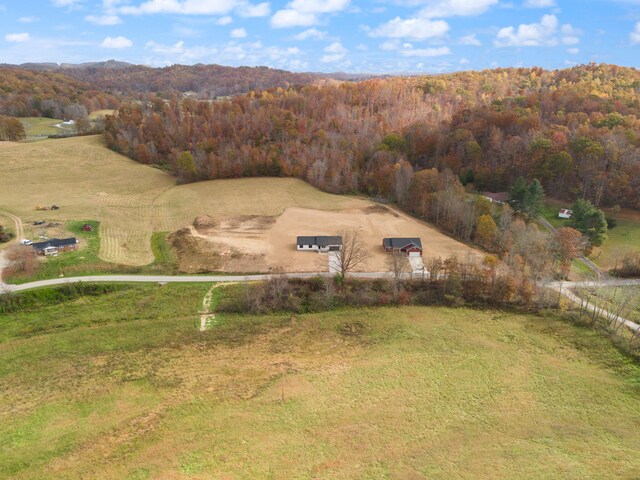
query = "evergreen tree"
(571, 198, 608, 246)
(508, 176, 528, 212)
(525, 179, 545, 217)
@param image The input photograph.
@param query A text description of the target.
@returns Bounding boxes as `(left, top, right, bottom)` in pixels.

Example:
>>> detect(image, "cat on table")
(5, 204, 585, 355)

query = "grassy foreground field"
(1, 285, 640, 479)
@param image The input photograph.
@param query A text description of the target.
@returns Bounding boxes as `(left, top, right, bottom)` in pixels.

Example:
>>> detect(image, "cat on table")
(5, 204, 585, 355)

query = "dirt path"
(0, 209, 24, 245)
(199, 282, 238, 331)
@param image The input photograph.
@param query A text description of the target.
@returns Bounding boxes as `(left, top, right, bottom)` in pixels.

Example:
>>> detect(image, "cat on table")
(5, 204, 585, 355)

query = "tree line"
(104, 63, 640, 210)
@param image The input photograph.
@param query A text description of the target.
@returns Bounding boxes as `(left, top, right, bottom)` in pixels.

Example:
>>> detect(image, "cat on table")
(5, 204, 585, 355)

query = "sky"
(1, 0, 640, 73)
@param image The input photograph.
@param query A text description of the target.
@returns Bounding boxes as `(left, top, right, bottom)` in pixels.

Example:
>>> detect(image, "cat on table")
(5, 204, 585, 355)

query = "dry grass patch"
(0, 136, 369, 267)
(2, 290, 640, 479)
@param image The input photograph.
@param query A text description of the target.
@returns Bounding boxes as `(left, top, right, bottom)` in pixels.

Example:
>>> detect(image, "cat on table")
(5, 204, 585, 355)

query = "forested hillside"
(0, 62, 323, 118)
(106, 63, 640, 210)
(0, 67, 121, 118)
(51, 63, 322, 99)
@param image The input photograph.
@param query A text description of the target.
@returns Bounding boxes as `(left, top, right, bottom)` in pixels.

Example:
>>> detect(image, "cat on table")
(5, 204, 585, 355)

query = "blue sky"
(1, 0, 640, 73)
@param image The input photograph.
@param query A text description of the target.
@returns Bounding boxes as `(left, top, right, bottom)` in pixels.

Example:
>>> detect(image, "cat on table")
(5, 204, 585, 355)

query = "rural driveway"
(408, 256, 425, 275)
(0, 209, 24, 244)
(537, 217, 602, 277)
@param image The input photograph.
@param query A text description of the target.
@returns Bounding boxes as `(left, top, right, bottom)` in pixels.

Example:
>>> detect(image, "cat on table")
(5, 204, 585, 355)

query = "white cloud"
(271, 9, 317, 27)
(231, 27, 247, 38)
(237, 2, 270, 17)
(293, 28, 327, 40)
(418, 0, 498, 18)
(321, 41, 347, 62)
(85, 14, 122, 25)
(120, 0, 269, 17)
(370, 16, 449, 40)
(271, 0, 349, 28)
(400, 46, 451, 57)
(494, 14, 581, 47)
(217, 15, 233, 25)
(460, 57, 470, 64)
(51, 0, 82, 7)
(523, 0, 556, 7)
(459, 33, 481, 45)
(380, 40, 400, 51)
(567, 47, 579, 54)
(5, 33, 30, 43)
(19, 16, 39, 23)
(630, 22, 640, 45)
(100, 35, 133, 48)
(146, 40, 214, 61)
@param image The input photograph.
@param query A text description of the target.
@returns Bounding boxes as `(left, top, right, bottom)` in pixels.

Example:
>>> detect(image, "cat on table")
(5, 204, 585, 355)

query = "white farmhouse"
(296, 235, 343, 253)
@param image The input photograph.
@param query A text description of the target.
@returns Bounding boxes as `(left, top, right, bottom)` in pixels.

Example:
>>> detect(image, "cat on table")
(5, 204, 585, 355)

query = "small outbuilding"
(82, 223, 93, 232)
(296, 235, 343, 252)
(31, 237, 78, 255)
(383, 237, 423, 257)
(558, 208, 573, 219)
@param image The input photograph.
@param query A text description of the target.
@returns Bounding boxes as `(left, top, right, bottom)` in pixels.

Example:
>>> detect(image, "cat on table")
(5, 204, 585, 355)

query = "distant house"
(31, 237, 78, 256)
(296, 236, 343, 252)
(558, 208, 573, 219)
(482, 191, 509, 205)
(383, 238, 423, 257)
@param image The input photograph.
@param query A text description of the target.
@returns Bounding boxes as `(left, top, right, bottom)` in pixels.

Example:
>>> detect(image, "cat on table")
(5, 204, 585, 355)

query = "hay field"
(2, 287, 640, 479)
(0, 136, 370, 265)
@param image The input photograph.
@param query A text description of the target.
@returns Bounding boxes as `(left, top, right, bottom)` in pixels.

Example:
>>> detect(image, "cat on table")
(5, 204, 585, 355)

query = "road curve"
(549, 279, 640, 333)
(0, 209, 24, 245)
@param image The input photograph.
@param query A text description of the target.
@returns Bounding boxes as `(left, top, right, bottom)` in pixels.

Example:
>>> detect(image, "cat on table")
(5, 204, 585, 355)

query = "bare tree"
(387, 252, 409, 300)
(330, 230, 368, 278)
(4, 245, 40, 277)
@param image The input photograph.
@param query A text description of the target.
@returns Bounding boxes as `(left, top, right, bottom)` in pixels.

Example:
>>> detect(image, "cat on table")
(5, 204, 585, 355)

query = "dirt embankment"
(169, 205, 479, 274)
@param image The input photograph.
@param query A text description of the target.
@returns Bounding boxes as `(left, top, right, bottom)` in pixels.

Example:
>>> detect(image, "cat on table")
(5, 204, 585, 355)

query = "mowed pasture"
(0, 135, 477, 269)
(2, 286, 640, 479)
(18, 117, 74, 138)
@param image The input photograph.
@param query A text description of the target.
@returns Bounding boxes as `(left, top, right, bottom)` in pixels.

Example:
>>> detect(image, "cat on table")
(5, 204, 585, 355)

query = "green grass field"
(592, 216, 640, 269)
(7, 221, 177, 284)
(19, 117, 74, 138)
(2, 285, 640, 479)
(542, 200, 640, 270)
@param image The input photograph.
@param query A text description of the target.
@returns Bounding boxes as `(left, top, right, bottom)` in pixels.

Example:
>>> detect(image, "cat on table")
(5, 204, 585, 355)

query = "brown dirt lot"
(179, 205, 480, 273)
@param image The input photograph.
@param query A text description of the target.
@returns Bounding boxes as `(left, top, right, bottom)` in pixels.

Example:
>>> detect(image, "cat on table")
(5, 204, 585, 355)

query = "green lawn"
(1, 286, 640, 479)
(592, 216, 640, 269)
(7, 222, 177, 284)
(542, 201, 640, 271)
(19, 117, 73, 138)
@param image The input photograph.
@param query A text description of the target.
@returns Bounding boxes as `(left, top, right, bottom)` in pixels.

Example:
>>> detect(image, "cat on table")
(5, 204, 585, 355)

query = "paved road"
(1, 271, 396, 293)
(537, 217, 602, 277)
(549, 279, 640, 333)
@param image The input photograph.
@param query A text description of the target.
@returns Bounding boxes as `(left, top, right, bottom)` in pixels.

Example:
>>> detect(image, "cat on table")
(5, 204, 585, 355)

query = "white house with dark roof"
(296, 235, 342, 252)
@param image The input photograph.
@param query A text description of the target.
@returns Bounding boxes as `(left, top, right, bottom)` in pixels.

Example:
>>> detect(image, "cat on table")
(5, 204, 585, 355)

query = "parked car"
(33, 220, 45, 225)
(20, 239, 32, 245)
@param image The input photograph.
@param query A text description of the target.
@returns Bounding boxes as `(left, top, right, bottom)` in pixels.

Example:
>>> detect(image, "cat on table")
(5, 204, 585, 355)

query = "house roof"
(482, 191, 509, 203)
(383, 237, 423, 250)
(559, 209, 573, 214)
(31, 237, 77, 250)
(297, 235, 342, 246)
